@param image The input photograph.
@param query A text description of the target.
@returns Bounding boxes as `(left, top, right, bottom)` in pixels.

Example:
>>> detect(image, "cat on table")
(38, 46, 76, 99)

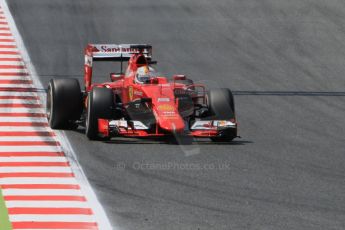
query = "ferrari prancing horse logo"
(128, 86, 133, 101)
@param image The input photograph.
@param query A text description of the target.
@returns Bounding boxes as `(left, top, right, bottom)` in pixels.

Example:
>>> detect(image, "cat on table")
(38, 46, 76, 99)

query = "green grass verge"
(0, 188, 12, 230)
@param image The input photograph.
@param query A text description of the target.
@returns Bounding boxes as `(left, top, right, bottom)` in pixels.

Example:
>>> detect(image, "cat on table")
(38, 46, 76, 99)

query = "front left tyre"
(47, 78, 82, 129)
(206, 88, 237, 142)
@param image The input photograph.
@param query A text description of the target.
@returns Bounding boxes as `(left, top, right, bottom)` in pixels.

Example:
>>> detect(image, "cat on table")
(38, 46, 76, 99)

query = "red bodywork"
(83, 44, 237, 139)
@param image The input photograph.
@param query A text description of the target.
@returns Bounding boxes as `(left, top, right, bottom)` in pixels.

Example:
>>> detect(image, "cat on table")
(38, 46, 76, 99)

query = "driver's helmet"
(135, 66, 158, 84)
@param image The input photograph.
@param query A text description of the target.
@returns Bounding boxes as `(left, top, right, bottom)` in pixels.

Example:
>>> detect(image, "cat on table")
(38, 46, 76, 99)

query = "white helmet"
(135, 66, 157, 84)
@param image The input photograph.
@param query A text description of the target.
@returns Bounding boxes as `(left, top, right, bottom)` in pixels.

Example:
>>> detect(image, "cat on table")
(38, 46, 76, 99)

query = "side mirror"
(173, 75, 186, 81)
(110, 73, 124, 82)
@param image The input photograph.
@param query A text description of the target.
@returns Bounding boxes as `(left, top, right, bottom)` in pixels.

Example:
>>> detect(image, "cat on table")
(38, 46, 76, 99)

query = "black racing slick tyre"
(85, 87, 113, 140)
(206, 88, 236, 142)
(207, 88, 235, 119)
(47, 78, 82, 129)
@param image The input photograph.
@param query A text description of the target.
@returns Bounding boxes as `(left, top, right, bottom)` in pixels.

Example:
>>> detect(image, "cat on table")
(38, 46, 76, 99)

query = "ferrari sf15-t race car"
(47, 44, 238, 142)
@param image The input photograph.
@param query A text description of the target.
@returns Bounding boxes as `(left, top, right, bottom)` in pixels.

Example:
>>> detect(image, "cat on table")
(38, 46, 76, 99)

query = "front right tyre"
(85, 87, 114, 140)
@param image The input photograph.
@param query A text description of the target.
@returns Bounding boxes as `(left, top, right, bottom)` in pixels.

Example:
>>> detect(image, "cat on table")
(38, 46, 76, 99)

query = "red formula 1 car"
(47, 44, 238, 142)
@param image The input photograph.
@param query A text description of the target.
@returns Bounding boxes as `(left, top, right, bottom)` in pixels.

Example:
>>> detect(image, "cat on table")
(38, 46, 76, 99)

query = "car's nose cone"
(158, 117, 185, 133)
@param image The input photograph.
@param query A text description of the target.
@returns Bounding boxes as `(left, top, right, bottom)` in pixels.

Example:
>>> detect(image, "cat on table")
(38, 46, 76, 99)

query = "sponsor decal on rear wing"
(86, 44, 152, 59)
(84, 44, 152, 67)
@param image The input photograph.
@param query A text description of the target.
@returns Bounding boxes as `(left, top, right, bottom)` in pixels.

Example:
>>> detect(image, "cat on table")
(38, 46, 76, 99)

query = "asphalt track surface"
(7, 1, 345, 229)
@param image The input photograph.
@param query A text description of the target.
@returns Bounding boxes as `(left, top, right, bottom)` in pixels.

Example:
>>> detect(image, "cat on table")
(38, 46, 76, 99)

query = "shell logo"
(157, 104, 175, 112)
(128, 86, 133, 100)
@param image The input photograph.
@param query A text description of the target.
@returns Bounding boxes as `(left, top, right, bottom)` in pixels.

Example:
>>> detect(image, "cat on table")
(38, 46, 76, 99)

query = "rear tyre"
(47, 78, 82, 129)
(85, 87, 114, 140)
(206, 88, 236, 142)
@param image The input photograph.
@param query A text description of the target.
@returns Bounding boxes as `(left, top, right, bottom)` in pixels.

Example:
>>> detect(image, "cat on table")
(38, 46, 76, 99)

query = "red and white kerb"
(0, 6, 99, 230)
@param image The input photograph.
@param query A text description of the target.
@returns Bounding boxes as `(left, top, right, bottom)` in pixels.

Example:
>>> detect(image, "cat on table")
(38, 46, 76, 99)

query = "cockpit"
(135, 66, 158, 84)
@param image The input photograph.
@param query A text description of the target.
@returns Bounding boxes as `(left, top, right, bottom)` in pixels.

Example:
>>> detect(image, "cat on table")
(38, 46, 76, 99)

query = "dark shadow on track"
(233, 91, 345, 96)
(192, 140, 253, 146)
(101, 138, 252, 146)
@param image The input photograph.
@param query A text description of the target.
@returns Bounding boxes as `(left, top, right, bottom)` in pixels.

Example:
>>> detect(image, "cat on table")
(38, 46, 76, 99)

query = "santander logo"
(99, 45, 139, 53)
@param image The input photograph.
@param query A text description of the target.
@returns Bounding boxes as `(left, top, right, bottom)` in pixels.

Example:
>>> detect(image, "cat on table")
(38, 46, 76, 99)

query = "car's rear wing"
(85, 44, 152, 64)
(84, 44, 152, 90)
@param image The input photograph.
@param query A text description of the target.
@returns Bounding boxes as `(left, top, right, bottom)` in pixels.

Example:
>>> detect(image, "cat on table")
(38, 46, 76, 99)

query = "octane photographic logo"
(114, 161, 232, 172)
